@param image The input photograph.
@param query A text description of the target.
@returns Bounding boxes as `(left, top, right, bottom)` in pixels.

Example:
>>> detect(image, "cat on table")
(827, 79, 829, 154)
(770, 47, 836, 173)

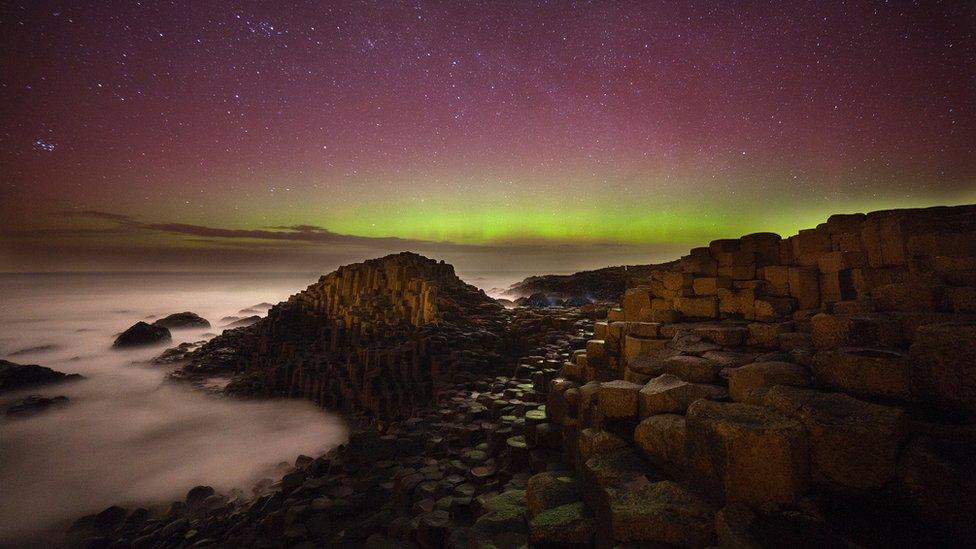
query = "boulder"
(728, 361, 810, 403)
(812, 347, 911, 400)
(686, 400, 809, 505)
(152, 312, 211, 329)
(113, 322, 172, 348)
(762, 386, 906, 491)
(0, 360, 83, 394)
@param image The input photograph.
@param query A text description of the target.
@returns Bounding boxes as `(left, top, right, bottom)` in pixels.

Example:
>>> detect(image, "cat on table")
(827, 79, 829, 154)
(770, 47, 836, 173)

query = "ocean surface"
(0, 269, 540, 544)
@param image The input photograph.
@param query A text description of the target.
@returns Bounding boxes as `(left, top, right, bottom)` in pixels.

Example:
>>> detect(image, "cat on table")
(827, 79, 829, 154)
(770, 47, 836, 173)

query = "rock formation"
(153, 312, 211, 330)
(113, 322, 172, 348)
(0, 359, 83, 393)
(502, 263, 673, 302)
(67, 205, 976, 548)
(176, 252, 511, 419)
(5, 394, 70, 417)
(545, 203, 976, 546)
(222, 315, 261, 328)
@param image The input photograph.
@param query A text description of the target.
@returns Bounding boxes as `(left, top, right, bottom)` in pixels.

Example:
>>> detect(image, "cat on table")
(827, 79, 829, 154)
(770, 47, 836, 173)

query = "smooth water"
(0, 272, 352, 544)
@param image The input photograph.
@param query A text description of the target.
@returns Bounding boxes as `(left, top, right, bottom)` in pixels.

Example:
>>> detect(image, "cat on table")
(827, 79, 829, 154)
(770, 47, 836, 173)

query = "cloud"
(47, 210, 421, 247)
(53, 210, 137, 223)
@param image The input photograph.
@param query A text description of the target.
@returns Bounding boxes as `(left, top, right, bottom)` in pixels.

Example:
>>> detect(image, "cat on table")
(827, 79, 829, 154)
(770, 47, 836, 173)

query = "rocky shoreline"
(65, 204, 976, 548)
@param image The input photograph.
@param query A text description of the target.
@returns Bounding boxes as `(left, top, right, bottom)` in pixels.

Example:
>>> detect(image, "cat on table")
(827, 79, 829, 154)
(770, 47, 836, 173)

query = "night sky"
(1, 1, 974, 273)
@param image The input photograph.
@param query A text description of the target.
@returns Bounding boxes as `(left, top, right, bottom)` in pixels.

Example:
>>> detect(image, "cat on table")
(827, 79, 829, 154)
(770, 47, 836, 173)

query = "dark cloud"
(53, 211, 137, 223)
(0, 210, 687, 274)
(47, 210, 420, 247)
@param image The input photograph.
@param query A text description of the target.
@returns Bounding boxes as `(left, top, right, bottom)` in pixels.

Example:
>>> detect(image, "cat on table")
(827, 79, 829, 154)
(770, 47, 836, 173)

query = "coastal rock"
(153, 312, 211, 329)
(5, 394, 69, 417)
(0, 359, 83, 393)
(113, 321, 172, 348)
(223, 315, 262, 328)
(178, 252, 508, 419)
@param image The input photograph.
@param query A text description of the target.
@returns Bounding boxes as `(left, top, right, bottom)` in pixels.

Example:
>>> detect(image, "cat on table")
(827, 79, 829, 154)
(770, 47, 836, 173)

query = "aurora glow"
(1, 1, 974, 273)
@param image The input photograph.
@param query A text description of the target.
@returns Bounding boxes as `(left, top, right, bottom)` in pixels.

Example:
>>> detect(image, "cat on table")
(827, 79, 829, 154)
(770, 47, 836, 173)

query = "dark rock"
(151, 341, 206, 364)
(223, 315, 262, 328)
(112, 322, 171, 348)
(8, 344, 60, 356)
(152, 312, 210, 329)
(0, 359, 83, 393)
(186, 485, 215, 511)
(519, 293, 556, 308)
(5, 394, 69, 417)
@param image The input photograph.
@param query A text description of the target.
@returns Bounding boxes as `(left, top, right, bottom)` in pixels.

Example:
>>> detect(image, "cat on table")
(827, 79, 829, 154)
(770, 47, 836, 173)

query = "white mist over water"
(0, 273, 350, 544)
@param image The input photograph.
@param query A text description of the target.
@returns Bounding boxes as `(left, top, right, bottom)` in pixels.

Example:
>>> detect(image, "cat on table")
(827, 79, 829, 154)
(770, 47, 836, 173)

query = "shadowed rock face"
(0, 360, 83, 394)
(502, 263, 675, 302)
(113, 322, 172, 348)
(176, 252, 509, 418)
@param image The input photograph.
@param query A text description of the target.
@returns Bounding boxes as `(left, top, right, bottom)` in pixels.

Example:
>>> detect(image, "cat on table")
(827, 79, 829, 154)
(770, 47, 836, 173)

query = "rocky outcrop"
(176, 252, 511, 419)
(223, 315, 261, 328)
(501, 263, 673, 302)
(546, 203, 976, 546)
(153, 312, 211, 330)
(68, 306, 591, 549)
(5, 394, 69, 417)
(0, 359, 83, 393)
(67, 205, 976, 548)
(113, 322, 172, 348)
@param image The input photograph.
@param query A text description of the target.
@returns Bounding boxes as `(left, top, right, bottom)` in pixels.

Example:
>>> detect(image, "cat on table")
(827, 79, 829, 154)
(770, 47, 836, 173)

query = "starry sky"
(1, 1, 974, 275)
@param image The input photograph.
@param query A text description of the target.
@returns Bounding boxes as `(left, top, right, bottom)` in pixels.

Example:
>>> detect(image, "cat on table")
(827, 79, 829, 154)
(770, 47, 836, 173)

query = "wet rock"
(153, 312, 210, 329)
(113, 321, 172, 348)
(0, 359, 83, 393)
(4, 394, 69, 417)
(224, 315, 262, 328)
